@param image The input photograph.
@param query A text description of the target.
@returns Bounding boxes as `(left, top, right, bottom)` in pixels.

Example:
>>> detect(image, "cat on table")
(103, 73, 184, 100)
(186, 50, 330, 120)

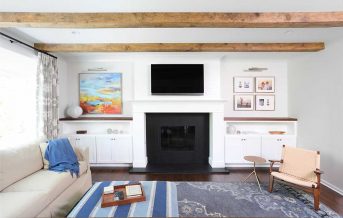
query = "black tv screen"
(151, 64, 204, 95)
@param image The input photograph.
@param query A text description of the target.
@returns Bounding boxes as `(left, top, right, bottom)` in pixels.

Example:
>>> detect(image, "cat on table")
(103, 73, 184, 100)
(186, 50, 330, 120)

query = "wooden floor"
(91, 167, 343, 216)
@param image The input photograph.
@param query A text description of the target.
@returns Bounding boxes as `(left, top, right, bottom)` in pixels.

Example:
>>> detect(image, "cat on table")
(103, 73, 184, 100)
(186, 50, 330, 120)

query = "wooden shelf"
(59, 117, 133, 121)
(224, 117, 297, 121)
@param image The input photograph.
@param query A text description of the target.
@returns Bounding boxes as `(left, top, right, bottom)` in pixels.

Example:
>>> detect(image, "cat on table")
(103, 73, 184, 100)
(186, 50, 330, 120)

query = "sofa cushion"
(0, 191, 48, 218)
(39, 142, 49, 169)
(2, 161, 88, 202)
(0, 143, 43, 191)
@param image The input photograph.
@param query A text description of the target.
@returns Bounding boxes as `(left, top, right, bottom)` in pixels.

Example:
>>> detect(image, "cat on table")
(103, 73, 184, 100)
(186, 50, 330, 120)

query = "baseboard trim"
(321, 179, 343, 196)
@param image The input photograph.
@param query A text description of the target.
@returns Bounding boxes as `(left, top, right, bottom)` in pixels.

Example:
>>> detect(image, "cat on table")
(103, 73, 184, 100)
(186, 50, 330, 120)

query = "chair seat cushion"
(271, 172, 318, 188)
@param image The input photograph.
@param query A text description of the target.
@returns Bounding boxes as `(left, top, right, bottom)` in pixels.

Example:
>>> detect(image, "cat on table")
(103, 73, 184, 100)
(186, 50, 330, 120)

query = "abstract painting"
(79, 73, 122, 114)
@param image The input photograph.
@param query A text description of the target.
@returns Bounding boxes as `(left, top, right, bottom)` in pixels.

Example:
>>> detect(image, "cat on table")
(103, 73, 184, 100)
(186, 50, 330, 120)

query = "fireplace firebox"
(146, 113, 209, 165)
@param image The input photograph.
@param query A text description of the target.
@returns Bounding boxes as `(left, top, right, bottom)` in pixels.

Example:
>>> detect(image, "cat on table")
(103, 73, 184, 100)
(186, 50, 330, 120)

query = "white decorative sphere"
(67, 106, 83, 118)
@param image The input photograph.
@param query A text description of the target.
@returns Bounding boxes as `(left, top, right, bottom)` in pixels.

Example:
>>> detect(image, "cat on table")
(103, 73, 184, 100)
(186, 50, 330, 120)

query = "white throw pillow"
(39, 142, 49, 169)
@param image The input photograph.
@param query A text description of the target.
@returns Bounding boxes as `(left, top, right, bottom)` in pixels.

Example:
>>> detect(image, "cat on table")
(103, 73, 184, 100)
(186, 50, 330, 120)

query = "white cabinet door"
(261, 135, 296, 161)
(225, 136, 261, 164)
(112, 136, 133, 163)
(77, 136, 97, 163)
(68, 136, 97, 163)
(225, 136, 244, 163)
(96, 136, 114, 163)
(242, 136, 261, 158)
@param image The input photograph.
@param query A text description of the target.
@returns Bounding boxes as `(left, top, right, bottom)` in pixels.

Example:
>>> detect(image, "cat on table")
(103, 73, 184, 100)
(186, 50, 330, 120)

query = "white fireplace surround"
(132, 99, 226, 168)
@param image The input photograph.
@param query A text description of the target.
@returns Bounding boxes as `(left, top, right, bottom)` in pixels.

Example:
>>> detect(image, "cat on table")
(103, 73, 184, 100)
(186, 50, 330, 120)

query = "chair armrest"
(269, 160, 282, 163)
(269, 160, 282, 174)
(314, 169, 323, 186)
(314, 169, 324, 175)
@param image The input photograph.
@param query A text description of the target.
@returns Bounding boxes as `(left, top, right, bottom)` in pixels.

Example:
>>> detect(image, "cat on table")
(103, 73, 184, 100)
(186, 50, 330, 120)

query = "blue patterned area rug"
(176, 182, 340, 218)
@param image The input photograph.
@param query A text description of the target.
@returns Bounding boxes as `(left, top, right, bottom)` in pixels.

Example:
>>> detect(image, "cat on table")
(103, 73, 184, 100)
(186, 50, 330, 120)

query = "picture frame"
(79, 73, 123, 114)
(255, 95, 275, 111)
(234, 95, 254, 111)
(233, 77, 254, 93)
(255, 77, 275, 93)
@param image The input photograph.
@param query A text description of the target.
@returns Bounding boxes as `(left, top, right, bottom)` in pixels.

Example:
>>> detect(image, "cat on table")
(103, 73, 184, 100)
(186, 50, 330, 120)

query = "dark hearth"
(146, 113, 209, 165)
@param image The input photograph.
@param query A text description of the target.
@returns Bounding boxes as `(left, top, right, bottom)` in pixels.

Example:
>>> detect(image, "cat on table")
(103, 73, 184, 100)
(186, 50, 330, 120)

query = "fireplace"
(146, 113, 209, 165)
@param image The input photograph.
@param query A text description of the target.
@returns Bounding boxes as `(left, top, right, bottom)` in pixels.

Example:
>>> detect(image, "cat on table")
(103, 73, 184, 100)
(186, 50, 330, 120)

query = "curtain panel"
(37, 53, 59, 140)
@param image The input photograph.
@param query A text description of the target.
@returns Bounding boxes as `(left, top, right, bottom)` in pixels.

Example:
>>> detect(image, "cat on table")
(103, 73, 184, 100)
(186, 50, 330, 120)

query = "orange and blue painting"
(79, 73, 122, 114)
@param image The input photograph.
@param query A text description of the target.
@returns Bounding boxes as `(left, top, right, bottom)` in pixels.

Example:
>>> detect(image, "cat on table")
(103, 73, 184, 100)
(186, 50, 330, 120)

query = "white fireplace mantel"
(131, 100, 226, 168)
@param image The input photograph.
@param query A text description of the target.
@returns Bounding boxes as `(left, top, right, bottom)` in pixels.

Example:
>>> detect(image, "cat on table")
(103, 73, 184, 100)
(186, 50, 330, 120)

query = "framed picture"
(79, 73, 122, 114)
(256, 77, 275, 93)
(255, 95, 275, 111)
(234, 95, 254, 111)
(233, 77, 254, 93)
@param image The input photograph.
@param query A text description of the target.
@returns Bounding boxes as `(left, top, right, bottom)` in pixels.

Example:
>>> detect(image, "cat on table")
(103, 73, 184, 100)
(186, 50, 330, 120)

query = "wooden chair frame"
(268, 145, 323, 211)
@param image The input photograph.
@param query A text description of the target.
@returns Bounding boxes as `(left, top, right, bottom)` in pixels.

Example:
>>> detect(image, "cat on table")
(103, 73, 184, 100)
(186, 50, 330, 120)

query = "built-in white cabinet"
(96, 136, 114, 163)
(261, 135, 296, 161)
(60, 119, 133, 166)
(96, 135, 132, 164)
(224, 118, 297, 166)
(69, 136, 97, 163)
(225, 136, 261, 163)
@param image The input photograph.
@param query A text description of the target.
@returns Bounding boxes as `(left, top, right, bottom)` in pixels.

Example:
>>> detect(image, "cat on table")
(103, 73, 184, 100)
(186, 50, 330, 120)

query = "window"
(0, 46, 38, 145)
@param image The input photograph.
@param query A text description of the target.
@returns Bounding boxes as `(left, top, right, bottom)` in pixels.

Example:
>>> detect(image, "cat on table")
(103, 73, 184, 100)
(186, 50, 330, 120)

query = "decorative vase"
(227, 125, 237, 135)
(67, 106, 83, 118)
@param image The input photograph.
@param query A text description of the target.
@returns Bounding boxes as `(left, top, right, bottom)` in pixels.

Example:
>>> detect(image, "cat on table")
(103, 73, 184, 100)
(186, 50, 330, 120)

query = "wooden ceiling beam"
(34, 43, 325, 52)
(1, 12, 343, 28)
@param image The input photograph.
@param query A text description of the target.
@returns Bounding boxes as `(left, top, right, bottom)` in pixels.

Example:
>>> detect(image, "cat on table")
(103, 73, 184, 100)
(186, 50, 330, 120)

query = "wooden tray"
(269, 131, 286, 135)
(101, 183, 146, 208)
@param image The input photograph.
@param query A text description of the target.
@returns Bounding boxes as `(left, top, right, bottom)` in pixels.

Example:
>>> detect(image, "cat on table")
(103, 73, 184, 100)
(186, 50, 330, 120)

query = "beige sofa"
(0, 142, 92, 218)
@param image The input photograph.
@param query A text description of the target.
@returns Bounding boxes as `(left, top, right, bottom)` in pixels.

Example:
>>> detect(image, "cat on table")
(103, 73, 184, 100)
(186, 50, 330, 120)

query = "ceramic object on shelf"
(227, 125, 237, 134)
(107, 128, 113, 134)
(67, 106, 83, 118)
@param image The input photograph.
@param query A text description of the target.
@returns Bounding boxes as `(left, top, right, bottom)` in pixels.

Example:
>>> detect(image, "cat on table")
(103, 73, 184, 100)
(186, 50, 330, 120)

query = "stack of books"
(125, 184, 143, 198)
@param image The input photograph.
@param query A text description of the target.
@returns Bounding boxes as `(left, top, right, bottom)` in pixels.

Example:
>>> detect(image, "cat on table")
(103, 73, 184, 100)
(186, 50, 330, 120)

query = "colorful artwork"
(79, 73, 122, 114)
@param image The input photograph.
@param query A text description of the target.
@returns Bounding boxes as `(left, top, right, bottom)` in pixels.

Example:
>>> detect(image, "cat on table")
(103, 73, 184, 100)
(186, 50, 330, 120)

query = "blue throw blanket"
(45, 138, 79, 177)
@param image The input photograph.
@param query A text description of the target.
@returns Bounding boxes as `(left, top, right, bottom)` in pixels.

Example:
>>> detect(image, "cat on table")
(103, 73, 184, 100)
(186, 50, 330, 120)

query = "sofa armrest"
(72, 145, 89, 164)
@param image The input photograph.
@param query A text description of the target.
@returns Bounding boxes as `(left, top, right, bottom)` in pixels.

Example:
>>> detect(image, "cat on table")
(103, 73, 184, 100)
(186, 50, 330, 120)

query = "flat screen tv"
(151, 64, 204, 95)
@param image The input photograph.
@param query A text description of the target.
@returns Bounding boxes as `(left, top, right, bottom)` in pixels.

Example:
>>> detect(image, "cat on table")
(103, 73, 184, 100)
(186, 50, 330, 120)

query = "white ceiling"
(6, 27, 343, 44)
(1, 0, 343, 58)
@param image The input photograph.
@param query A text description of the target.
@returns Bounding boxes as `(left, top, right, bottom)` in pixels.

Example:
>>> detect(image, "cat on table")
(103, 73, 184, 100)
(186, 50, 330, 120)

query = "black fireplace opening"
(146, 113, 209, 165)
(161, 125, 195, 151)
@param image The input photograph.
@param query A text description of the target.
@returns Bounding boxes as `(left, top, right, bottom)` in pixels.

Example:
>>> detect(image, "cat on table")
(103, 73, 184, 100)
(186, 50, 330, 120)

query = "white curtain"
(36, 53, 59, 140)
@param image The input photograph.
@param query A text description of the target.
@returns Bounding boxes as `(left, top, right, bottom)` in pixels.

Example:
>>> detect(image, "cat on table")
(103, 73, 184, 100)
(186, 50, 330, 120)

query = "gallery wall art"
(233, 77, 254, 93)
(255, 77, 275, 93)
(234, 95, 254, 111)
(233, 76, 275, 111)
(255, 95, 275, 111)
(79, 73, 122, 114)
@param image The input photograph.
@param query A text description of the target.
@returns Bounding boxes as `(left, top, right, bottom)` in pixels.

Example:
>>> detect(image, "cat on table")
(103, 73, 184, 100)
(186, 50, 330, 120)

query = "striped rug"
(68, 181, 178, 218)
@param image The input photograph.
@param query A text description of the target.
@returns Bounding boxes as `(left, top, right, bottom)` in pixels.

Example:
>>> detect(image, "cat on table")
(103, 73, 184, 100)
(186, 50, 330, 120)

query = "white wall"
(221, 59, 288, 117)
(133, 56, 221, 100)
(59, 54, 290, 118)
(59, 61, 134, 117)
(288, 39, 343, 194)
